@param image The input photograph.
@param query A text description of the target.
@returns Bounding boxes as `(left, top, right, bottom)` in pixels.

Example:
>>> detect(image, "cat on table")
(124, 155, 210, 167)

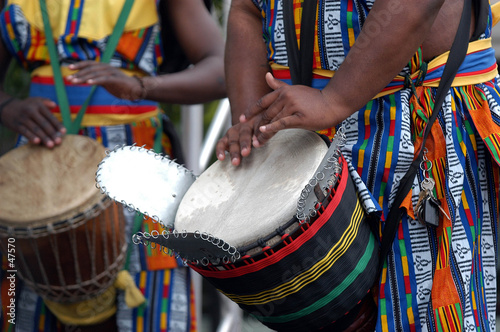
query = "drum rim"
(0, 135, 107, 225)
(0, 193, 111, 237)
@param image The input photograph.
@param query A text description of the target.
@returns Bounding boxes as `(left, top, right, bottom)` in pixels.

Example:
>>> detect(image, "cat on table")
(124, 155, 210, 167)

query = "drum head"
(0, 135, 106, 226)
(175, 129, 329, 248)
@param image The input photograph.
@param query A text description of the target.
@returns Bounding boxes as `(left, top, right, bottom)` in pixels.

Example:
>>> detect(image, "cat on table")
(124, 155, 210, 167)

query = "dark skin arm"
(68, 0, 226, 104)
(215, 0, 271, 164)
(0, 36, 65, 148)
(216, 0, 466, 165)
(0, 0, 226, 148)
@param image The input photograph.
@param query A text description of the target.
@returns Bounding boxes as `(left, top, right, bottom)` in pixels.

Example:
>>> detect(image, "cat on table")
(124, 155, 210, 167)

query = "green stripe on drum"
(220, 200, 365, 305)
(252, 232, 376, 324)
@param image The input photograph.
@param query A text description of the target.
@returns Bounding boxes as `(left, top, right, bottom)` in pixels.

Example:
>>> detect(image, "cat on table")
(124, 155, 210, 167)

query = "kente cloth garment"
(253, 0, 500, 331)
(0, 1, 197, 331)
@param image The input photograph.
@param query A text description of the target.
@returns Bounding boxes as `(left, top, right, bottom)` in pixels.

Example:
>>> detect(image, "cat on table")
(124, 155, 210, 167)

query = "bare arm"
(241, 0, 449, 143)
(215, 0, 274, 165)
(0, 5, 65, 148)
(224, 0, 271, 124)
(144, 0, 226, 104)
(69, 0, 226, 104)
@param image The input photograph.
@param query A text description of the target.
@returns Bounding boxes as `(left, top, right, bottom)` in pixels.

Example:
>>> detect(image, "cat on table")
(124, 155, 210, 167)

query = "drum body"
(174, 129, 379, 332)
(0, 135, 127, 304)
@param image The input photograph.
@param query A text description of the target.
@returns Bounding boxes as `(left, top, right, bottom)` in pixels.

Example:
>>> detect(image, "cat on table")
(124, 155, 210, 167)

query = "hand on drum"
(216, 120, 258, 166)
(217, 72, 341, 165)
(0, 97, 66, 148)
(67, 61, 145, 101)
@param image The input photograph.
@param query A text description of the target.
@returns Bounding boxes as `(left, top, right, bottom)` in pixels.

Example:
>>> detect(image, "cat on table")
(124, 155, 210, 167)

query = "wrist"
(131, 76, 147, 101)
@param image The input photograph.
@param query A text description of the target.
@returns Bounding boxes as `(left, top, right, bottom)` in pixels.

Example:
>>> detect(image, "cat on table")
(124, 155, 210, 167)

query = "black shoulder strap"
(379, 0, 472, 272)
(283, 0, 317, 86)
(472, 0, 488, 41)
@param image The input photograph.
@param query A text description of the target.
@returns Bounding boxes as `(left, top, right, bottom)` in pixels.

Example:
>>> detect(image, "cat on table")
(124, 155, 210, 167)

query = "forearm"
(225, 0, 272, 124)
(322, 0, 446, 125)
(142, 0, 226, 105)
(141, 56, 225, 104)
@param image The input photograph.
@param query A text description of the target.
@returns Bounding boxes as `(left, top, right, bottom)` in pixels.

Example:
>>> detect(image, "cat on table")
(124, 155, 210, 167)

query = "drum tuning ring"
(221, 242, 231, 252)
(132, 233, 142, 245)
(227, 246, 237, 256)
(308, 178, 318, 187)
(181, 230, 188, 238)
(222, 256, 230, 265)
(194, 230, 201, 239)
(150, 230, 160, 238)
(315, 172, 325, 181)
(201, 258, 210, 266)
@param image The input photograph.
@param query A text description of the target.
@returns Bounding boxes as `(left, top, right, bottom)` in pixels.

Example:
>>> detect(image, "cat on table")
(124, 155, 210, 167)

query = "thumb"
(265, 72, 287, 90)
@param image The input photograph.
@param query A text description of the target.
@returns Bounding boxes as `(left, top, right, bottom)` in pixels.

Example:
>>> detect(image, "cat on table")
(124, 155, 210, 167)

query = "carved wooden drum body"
(0, 135, 127, 303)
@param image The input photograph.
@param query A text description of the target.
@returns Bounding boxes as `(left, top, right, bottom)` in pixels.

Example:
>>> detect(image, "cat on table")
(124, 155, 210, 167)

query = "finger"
(24, 101, 65, 146)
(67, 64, 111, 82)
(225, 124, 253, 166)
(240, 90, 280, 123)
(17, 123, 39, 144)
(19, 120, 57, 148)
(26, 115, 60, 148)
(216, 136, 229, 161)
(238, 125, 254, 158)
(259, 114, 300, 134)
(254, 97, 286, 131)
(265, 72, 287, 91)
(67, 60, 97, 71)
(252, 127, 279, 147)
(39, 98, 66, 134)
(254, 115, 302, 147)
(38, 109, 66, 144)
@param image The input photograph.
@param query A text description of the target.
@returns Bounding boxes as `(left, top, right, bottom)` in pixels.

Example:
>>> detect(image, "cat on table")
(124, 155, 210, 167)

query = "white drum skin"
(175, 129, 329, 248)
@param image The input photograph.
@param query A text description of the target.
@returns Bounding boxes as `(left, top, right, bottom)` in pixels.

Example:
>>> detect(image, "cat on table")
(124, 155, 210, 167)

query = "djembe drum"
(0, 135, 127, 328)
(96, 129, 379, 332)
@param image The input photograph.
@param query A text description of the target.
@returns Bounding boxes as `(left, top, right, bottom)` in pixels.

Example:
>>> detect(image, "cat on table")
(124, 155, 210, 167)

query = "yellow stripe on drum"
(219, 200, 365, 305)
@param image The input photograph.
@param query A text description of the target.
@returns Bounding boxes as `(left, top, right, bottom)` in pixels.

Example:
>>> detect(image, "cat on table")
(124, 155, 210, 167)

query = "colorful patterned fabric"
(0, 1, 197, 331)
(0, 1, 162, 75)
(253, 0, 500, 331)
